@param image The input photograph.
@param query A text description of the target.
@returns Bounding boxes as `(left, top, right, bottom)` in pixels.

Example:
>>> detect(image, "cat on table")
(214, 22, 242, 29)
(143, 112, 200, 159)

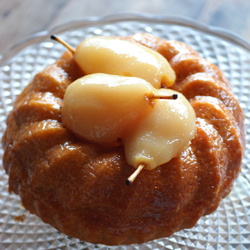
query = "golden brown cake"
(2, 33, 245, 245)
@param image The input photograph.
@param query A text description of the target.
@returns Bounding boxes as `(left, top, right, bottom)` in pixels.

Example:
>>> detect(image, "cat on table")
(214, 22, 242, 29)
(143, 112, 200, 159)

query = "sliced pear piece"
(74, 36, 176, 88)
(123, 89, 196, 170)
(62, 73, 157, 143)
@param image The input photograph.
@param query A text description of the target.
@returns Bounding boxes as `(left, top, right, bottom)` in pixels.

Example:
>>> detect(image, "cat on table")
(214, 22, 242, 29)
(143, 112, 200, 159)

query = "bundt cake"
(2, 33, 245, 245)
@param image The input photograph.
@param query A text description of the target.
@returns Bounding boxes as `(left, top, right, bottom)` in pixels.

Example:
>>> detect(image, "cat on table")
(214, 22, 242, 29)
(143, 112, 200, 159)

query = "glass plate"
(0, 13, 250, 250)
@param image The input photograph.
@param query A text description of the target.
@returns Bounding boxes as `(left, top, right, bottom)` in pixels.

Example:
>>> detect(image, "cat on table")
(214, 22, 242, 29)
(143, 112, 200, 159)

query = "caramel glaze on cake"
(2, 33, 245, 245)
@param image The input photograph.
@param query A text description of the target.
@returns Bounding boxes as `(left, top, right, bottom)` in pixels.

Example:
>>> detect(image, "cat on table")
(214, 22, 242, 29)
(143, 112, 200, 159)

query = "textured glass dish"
(0, 13, 250, 250)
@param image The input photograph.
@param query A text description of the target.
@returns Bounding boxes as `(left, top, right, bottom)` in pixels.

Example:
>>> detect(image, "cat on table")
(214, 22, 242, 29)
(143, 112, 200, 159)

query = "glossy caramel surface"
(2, 33, 245, 245)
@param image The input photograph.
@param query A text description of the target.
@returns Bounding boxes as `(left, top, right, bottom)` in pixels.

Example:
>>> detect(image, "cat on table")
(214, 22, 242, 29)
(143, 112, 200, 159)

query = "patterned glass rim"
(1, 12, 250, 66)
(0, 13, 250, 249)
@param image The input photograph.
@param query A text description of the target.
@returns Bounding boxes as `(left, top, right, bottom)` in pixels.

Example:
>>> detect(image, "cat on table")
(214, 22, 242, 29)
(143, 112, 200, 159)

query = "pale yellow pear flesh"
(74, 36, 176, 89)
(61, 74, 156, 143)
(63, 37, 195, 171)
(123, 89, 196, 170)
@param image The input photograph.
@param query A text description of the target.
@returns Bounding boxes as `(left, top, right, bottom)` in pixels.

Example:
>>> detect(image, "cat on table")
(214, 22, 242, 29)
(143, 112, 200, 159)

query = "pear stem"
(151, 93, 178, 100)
(51, 34, 76, 54)
(126, 164, 145, 186)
